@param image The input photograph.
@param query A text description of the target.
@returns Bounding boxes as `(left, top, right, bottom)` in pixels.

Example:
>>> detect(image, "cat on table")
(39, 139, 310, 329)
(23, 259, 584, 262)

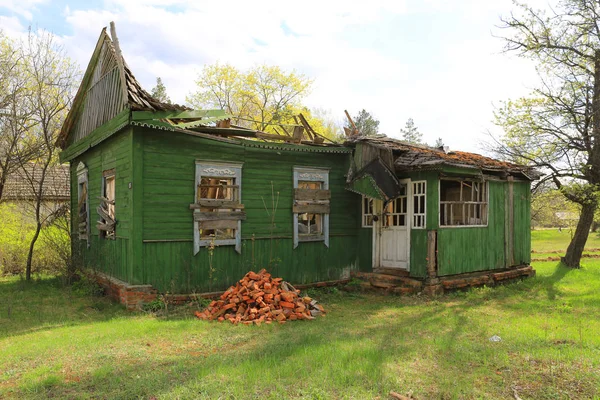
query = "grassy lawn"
(1, 233, 600, 399)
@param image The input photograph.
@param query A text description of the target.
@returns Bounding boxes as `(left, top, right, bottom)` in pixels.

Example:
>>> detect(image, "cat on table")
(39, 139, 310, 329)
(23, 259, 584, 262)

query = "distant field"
(1, 233, 599, 399)
(531, 228, 600, 253)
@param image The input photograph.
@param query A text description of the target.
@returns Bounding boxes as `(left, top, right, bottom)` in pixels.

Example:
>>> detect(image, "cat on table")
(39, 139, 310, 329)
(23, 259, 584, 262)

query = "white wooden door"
(374, 180, 410, 270)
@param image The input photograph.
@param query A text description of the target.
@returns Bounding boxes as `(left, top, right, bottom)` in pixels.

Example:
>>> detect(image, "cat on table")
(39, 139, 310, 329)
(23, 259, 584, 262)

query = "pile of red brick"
(194, 269, 325, 325)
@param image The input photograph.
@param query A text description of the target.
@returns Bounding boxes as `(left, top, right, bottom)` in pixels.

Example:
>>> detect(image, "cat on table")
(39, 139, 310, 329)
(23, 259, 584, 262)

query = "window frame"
(361, 196, 374, 227)
(412, 180, 426, 229)
(193, 161, 244, 254)
(293, 167, 330, 248)
(76, 162, 90, 246)
(99, 169, 116, 239)
(439, 178, 489, 228)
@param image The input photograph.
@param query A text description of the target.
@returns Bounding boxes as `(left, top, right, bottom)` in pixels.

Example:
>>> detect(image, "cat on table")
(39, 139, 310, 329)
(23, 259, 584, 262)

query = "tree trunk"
(25, 222, 42, 280)
(562, 202, 597, 268)
(592, 221, 599, 233)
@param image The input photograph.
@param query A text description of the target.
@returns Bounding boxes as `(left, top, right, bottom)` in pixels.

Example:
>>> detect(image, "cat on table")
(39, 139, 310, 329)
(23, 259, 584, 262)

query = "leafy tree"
(1, 29, 78, 280)
(345, 109, 379, 136)
(435, 137, 445, 148)
(150, 77, 171, 104)
(493, 0, 600, 267)
(400, 118, 422, 144)
(187, 63, 312, 132)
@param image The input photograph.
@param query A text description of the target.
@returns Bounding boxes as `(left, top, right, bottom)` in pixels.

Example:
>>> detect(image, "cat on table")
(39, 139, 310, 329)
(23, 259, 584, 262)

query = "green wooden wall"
(71, 128, 133, 282)
(67, 123, 533, 291)
(513, 181, 532, 265)
(136, 127, 367, 293)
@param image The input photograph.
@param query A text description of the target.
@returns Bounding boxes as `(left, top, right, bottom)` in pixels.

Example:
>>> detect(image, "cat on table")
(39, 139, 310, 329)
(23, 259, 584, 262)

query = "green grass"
(531, 228, 600, 253)
(1, 232, 600, 399)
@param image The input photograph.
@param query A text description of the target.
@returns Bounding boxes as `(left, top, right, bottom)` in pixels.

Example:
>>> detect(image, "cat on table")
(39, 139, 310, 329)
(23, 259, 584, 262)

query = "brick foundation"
(92, 271, 158, 311)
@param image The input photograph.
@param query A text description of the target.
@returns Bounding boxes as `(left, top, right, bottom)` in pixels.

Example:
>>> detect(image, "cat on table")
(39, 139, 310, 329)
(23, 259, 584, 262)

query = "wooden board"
(294, 189, 331, 201)
(198, 219, 239, 230)
(194, 211, 247, 221)
(190, 200, 245, 209)
(293, 203, 330, 213)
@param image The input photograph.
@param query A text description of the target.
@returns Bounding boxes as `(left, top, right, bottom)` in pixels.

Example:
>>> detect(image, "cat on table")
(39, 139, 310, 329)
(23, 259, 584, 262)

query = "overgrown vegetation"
(0, 203, 70, 277)
(1, 231, 600, 399)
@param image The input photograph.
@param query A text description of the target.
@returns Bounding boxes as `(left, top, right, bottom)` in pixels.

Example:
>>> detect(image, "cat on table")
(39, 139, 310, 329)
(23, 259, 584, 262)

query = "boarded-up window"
(362, 196, 374, 227)
(76, 162, 90, 243)
(412, 181, 426, 228)
(440, 179, 488, 226)
(98, 169, 116, 239)
(193, 162, 244, 254)
(293, 167, 330, 248)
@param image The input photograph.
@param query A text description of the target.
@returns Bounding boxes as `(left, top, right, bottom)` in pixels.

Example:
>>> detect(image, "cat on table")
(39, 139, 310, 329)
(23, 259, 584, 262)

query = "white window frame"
(76, 162, 90, 246)
(293, 167, 329, 248)
(412, 181, 426, 229)
(439, 178, 489, 227)
(194, 161, 243, 254)
(362, 196, 374, 227)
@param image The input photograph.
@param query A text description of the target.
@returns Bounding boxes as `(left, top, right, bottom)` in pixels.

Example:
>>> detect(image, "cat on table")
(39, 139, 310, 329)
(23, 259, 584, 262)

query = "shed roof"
(348, 136, 539, 179)
(2, 164, 70, 201)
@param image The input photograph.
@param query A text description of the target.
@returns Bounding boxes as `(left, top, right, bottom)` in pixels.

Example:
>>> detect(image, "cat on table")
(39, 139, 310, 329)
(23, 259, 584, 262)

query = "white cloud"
(2, 0, 548, 153)
(0, 0, 47, 20)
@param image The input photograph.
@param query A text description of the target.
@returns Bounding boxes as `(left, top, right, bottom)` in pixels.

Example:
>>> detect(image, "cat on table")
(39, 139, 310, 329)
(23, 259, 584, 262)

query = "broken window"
(98, 169, 116, 239)
(440, 179, 488, 226)
(76, 162, 90, 243)
(293, 167, 330, 248)
(412, 181, 426, 228)
(192, 162, 244, 254)
(362, 196, 374, 227)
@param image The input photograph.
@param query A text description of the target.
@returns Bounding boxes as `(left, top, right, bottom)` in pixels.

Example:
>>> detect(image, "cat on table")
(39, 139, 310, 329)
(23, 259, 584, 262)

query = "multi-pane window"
(440, 179, 488, 226)
(98, 169, 116, 239)
(412, 181, 426, 228)
(383, 186, 407, 227)
(193, 162, 244, 254)
(362, 196, 374, 227)
(293, 167, 330, 248)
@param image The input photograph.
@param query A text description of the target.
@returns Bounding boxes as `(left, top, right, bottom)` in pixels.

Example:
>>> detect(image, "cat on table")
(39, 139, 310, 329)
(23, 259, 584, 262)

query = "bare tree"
(12, 29, 78, 280)
(494, 0, 600, 267)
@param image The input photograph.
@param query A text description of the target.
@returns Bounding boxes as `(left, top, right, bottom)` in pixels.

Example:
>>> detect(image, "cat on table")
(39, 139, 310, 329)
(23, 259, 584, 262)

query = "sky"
(0, 0, 545, 153)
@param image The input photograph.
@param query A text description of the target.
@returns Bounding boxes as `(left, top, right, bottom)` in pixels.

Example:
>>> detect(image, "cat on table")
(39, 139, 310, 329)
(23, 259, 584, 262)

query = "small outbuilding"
(59, 26, 537, 306)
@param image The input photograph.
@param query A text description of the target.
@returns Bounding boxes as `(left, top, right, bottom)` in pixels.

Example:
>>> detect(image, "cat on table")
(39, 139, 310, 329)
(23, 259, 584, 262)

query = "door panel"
(375, 181, 410, 270)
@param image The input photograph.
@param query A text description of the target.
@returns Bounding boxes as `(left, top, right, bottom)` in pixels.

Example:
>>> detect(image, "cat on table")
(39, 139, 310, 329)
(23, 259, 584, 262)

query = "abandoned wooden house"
(58, 25, 538, 307)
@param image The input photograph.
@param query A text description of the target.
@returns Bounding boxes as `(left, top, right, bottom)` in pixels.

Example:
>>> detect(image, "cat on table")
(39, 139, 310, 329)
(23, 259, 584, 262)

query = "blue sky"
(0, 0, 545, 152)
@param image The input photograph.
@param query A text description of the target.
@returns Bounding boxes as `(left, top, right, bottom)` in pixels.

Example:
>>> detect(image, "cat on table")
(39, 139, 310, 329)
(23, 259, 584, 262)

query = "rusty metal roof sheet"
(348, 136, 538, 178)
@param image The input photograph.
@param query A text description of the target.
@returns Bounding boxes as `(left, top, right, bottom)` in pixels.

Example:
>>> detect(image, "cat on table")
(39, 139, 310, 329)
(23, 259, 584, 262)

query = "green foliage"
(0, 204, 69, 276)
(346, 109, 379, 136)
(532, 187, 579, 229)
(150, 77, 171, 104)
(142, 298, 166, 313)
(400, 117, 422, 144)
(187, 63, 313, 132)
(70, 275, 104, 297)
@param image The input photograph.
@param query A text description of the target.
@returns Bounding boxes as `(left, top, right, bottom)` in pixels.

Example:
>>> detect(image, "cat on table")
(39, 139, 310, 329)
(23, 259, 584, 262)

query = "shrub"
(0, 203, 70, 276)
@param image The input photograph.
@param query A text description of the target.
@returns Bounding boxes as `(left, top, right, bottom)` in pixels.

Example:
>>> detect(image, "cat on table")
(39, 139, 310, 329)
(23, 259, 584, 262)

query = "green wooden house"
(59, 27, 537, 301)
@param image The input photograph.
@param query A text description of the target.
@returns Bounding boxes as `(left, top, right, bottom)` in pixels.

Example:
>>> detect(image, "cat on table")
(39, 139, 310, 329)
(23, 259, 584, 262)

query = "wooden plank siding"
(512, 181, 532, 265)
(137, 127, 363, 293)
(70, 128, 133, 282)
(436, 180, 507, 276)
